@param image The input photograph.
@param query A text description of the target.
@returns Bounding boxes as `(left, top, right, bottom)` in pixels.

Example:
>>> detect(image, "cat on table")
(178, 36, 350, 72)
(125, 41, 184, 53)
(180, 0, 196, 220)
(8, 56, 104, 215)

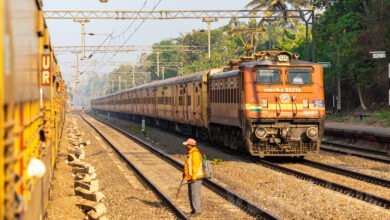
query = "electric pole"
(73, 53, 79, 106)
(118, 76, 121, 91)
(132, 65, 135, 87)
(202, 18, 218, 59)
(162, 66, 165, 80)
(156, 51, 160, 77)
(74, 19, 90, 60)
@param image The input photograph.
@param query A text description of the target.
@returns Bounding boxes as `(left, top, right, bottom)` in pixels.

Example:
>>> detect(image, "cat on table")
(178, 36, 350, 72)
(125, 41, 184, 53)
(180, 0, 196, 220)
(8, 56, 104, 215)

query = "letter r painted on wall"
(41, 53, 52, 86)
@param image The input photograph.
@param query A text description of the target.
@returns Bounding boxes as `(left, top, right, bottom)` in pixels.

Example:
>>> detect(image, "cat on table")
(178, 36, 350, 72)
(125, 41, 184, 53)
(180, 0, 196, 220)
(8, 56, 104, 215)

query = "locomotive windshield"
(288, 69, 312, 85)
(256, 69, 281, 84)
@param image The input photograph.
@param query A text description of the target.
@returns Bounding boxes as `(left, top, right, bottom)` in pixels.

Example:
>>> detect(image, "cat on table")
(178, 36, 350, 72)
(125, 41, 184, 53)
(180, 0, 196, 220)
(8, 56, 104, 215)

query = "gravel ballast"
(96, 113, 390, 219)
(47, 114, 174, 219)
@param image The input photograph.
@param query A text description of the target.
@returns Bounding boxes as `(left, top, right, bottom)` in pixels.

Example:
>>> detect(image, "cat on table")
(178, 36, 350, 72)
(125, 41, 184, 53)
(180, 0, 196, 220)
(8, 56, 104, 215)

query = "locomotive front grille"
(253, 141, 318, 156)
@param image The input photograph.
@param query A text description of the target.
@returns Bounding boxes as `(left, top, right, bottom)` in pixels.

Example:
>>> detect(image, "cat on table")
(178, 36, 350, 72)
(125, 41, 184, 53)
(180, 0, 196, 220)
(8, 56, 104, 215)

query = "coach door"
(175, 85, 179, 121)
(183, 84, 187, 122)
(171, 86, 175, 119)
(190, 83, 197, 125)
(153, 88, 157, 115)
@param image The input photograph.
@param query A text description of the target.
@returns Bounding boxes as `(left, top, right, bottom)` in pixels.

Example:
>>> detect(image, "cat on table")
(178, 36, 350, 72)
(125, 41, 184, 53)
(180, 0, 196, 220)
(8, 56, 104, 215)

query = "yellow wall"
(1, 0, 67, 219)
(0, 0, 4, 217)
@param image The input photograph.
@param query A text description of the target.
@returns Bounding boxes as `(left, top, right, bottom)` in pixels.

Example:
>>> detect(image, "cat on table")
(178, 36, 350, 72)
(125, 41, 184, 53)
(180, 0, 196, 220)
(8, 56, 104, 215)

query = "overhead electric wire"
(78, 0, 163, 100)
(80, 0, 153, 75)
(110, 0, 149, 40)
(99, 0, 163, 66)
(87, 31, 114, 59)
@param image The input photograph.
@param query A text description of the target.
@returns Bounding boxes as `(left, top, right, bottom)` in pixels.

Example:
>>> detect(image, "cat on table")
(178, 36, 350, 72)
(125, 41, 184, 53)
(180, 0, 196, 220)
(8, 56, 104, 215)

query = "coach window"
(256, 69, 281, 84)
(227, 89, 230, 103)
(233, 89, 236, 103)
(224, 89, 227, 103)
(225, 89, 228, 103)
(228, 89, 231, 103)
(229, 88, 233, 103)
(225, 89, 227, 103)
(179, 96, 183, 105)
(230, 89, 233, 103)
(287, 69, 312, 85)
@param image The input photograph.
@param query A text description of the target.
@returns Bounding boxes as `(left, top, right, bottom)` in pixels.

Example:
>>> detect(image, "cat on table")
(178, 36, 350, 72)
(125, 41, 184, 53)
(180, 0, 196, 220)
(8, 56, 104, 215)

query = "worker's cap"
(182, 138, 196, 146)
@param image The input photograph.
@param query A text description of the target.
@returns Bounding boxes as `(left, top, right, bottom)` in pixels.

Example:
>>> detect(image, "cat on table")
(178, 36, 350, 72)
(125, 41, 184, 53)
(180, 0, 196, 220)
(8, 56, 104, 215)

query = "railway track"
(88, 113, 390, 211)
(81, 113, 278, 220)
(321, 140, 390, 163)
(256, 159, 390, 209)
(300, 159, 390, 188)
(81, 114, 188, 219)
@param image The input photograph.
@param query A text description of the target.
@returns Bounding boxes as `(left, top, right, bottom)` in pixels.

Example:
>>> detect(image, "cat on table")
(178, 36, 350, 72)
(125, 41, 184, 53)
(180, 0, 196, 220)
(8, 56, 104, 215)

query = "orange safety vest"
(184, 147, 203, 181)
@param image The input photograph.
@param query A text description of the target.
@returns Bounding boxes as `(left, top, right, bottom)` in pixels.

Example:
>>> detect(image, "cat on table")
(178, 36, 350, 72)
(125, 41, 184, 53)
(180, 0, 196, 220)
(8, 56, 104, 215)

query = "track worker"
(183, 138, 203, 217)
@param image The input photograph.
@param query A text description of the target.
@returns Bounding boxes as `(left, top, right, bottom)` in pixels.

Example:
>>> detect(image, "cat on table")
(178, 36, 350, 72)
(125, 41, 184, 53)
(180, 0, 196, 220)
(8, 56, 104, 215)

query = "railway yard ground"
(46, 113, 174, 220)
(45, 112, 390, 219)
(5, 2, 390, 220)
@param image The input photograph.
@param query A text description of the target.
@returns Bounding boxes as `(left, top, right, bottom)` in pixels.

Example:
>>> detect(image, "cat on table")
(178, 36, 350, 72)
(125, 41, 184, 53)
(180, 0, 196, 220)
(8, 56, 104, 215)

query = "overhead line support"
(44, 10, 313, 21)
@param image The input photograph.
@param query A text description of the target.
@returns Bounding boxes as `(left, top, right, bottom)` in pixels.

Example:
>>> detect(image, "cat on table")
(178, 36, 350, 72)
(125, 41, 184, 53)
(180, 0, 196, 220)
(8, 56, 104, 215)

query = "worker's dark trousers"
(188, 179, 202, 213)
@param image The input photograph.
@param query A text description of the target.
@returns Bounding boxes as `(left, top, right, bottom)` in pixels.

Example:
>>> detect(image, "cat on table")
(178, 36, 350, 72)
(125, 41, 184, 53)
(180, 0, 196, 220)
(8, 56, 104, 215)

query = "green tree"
(246, 0, 310, 11)
(316, 0, 390, 111)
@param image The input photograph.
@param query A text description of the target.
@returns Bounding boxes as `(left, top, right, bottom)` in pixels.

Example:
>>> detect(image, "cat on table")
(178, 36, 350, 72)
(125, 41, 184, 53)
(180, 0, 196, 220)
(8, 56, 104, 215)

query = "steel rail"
(85, 113, 278, 220)
(80, 114, 189, 220)
(257, 160, 390, 209)
(324, 128, 390, 144)
(322, 140, 388, 156)
(301, 159, 390, 188)
(321, 142, 390, 164)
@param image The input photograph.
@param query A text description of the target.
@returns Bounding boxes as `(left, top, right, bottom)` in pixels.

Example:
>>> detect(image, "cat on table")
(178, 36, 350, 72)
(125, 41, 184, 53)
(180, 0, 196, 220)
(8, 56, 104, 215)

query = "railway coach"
(1, 0, 67, 219)
(91, 50, 325, 158)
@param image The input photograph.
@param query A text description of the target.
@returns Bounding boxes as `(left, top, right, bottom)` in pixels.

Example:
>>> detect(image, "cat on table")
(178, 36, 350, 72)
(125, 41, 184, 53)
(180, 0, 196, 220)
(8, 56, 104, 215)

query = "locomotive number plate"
(263, 88, 302, 93)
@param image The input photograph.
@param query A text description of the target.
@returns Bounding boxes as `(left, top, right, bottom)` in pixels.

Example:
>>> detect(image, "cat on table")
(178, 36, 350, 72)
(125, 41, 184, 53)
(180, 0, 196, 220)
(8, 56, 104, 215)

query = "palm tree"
(245, 0, 311, 11)
(246, 0, 313, 25)
(246, 0, 314, 54)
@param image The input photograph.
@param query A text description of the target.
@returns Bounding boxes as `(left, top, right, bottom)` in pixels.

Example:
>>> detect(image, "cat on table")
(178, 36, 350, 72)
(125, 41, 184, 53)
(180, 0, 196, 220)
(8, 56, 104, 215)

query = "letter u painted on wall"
(41, 53, 52, 86)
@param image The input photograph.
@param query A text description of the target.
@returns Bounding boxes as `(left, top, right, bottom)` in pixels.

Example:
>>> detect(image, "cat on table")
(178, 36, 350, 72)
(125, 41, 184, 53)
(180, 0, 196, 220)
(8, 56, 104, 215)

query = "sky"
(43, 0, 250, 85)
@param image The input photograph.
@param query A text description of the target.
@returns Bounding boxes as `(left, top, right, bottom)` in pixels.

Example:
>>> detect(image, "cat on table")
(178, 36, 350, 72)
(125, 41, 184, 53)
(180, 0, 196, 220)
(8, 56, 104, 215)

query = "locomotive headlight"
(303, 99, 309, 108)
(306, 127, 318, 140)
(277, 54, 290, 62)
(255, 127, 267, 139)
(262, 98, 268, 108)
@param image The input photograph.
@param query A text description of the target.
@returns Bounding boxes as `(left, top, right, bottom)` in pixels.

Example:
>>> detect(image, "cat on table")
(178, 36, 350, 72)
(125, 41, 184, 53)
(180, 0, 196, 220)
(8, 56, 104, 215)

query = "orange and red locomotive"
(91, 50, 325, 157)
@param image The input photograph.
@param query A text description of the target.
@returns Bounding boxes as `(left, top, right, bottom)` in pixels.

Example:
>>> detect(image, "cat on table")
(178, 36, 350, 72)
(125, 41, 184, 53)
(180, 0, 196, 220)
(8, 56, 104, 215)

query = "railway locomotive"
(1, 0, 66, 219)
(91, 50, 325, 157)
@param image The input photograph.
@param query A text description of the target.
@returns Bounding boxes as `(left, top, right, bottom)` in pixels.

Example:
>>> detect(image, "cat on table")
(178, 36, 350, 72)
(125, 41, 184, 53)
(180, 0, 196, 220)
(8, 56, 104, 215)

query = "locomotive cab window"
(288, 69, 312, 85)
(256, 69, 281, 84)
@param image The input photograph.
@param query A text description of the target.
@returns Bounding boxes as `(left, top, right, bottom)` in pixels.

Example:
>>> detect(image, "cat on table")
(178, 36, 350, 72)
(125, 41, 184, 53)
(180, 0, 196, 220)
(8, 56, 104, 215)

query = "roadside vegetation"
(327, 109, 390, 127)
